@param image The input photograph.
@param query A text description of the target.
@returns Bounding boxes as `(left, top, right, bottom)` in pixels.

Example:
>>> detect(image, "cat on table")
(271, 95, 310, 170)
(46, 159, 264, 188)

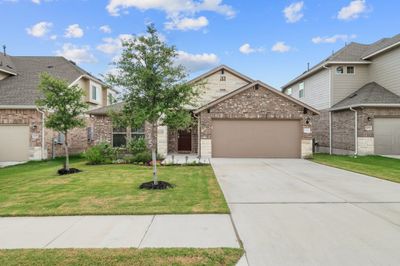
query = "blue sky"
(1, 0, 399, 88)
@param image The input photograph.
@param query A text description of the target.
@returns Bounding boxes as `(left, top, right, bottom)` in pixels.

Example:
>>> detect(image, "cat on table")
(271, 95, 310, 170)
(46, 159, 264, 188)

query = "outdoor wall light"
(367, 116, 371, 121)
(305, 117, 311, 124)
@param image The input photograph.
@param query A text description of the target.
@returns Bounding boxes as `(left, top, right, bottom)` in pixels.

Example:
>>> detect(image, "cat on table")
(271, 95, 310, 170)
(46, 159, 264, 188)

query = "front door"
(178, 130, 192, 152)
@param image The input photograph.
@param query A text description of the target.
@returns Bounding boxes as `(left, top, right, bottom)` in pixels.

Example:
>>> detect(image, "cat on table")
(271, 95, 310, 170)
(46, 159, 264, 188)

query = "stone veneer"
(316, 107, 400, 155)
(198, 84, 315, 158)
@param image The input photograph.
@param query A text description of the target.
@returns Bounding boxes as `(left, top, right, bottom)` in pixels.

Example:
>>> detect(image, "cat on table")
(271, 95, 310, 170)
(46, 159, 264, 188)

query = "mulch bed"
(58, 168, 82, 175)
(139, 181, 175, 190)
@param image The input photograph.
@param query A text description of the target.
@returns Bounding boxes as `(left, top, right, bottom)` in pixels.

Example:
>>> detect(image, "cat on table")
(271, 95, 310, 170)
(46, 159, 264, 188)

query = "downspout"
(350, 107, 358, 157)
(35, 107, 45, 160)
(323, 65, 332, 154)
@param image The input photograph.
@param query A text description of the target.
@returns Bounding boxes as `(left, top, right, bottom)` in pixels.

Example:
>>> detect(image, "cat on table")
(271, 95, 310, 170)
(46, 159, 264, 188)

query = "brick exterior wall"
(168, 125, 198, 154)
(0, 109, 91, 160)
(312, 110, 330, 150)
(331, 110, 355, 152)
(198, 84, 314, 158)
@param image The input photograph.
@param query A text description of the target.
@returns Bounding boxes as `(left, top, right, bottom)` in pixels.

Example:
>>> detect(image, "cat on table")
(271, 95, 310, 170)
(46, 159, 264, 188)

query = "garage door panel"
(212, 120, 301, 158)
(0, 125, 30, 162)
(374, 118, 400, 155)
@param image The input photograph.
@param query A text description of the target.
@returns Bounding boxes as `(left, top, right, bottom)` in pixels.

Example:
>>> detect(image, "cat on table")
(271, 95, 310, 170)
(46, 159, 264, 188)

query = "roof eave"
(188, 65, 254, 85)
(0, 105, 36, 109)
(330, 103, 400, 111)
(362, 41, 400, 60)
(282, 61, 371, 89)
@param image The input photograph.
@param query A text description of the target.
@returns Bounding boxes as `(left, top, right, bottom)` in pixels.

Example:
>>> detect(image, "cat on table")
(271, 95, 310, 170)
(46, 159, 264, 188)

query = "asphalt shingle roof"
(331, 82, 400, 110)
(87, 102, 124, 115)
(0, 56, 105, 106)
(0, 54, 17, 75)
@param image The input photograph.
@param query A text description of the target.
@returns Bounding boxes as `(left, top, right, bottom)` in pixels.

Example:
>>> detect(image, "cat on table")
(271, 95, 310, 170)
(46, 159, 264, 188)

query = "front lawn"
(0, 248, 243, 266)
(0, 157, 229, 216)
(311, 154, 400, 183)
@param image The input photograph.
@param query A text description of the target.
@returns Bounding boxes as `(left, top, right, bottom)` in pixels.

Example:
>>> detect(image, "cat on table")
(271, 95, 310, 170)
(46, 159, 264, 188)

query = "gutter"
(349, 107, 358, 157)
(35, 107, 46, 160)
(330, 103, 400, 112)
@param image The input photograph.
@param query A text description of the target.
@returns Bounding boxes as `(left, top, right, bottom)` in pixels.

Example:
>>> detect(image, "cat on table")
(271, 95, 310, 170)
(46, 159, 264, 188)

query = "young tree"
(107, 24, 197, 188)
(37, 73, 88, 172)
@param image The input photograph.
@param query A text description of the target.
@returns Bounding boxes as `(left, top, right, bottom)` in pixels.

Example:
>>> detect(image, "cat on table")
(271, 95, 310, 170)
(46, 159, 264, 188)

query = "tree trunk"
(64, 131, 70, 171)
(151, 123, 158, 185)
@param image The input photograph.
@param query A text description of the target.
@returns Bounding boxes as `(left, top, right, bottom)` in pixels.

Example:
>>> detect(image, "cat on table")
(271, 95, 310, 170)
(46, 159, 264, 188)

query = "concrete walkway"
(212, 158, 400, 266)
(0, 214, 240, 249)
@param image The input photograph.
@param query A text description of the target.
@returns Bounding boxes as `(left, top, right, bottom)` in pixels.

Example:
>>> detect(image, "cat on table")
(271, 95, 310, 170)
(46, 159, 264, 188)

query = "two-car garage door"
(212, 120, 301, 158)
(0, 125, 30, 162)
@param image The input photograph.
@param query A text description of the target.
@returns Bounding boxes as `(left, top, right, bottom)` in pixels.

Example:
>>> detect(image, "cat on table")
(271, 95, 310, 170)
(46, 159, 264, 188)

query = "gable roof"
(282, 33, 400, 89)
(194, 80, 319, 115)
(0, 54, 17, 75)
(87, 102, 124, 115)
(0, 56, 108, 107)
(330, 82, 400, 111)
(188, 65, 254, 84)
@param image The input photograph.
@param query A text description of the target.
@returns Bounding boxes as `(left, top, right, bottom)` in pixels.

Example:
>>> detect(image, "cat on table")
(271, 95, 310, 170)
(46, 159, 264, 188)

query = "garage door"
(0, 125, 30, 162)
(374, 118, 400, 155)
(211, 120, 301, 158)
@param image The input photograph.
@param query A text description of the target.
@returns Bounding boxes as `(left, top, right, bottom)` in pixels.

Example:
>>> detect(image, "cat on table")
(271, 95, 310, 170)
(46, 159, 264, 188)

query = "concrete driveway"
(212, 159, 400, 266)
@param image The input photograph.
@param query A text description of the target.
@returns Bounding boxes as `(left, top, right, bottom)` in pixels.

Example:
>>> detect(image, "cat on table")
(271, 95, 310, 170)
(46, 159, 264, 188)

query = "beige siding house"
(0, 54, 116, 162)
(282, 33, 400, 155)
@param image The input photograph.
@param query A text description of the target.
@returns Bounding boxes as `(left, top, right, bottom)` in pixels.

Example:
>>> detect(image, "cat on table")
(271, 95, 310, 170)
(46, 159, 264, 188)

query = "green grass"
(311, 154, 400, 183)
(0, 157, 229, 216)
(0, 248, 244, 266)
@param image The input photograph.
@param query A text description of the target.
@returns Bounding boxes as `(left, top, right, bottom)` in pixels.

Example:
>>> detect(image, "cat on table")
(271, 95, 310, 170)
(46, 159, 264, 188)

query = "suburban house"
(88, 65, 319, 159)
(0, 53, 116, 162)
(282, 33, 400, 156)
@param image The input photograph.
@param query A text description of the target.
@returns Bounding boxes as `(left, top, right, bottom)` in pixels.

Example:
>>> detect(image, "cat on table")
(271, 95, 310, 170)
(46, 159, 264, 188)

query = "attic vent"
(349, 93, 357, 99)
(47, 65, 54, 69)
(6, 65, 13, 69)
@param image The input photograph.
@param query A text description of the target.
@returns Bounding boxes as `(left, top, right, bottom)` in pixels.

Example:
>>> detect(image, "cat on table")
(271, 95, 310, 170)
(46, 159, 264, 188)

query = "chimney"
(2, 45, 6, 56)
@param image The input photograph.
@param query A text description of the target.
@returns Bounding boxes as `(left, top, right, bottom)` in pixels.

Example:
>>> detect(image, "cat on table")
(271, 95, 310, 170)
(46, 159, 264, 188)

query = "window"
(112, 127, 127, 147)
(336, 66, 344, 74)
(299, 82, 305, 98)
(131, 126, 145, 141)
(347, 66, 355, 74)
(91, 85, 99, 102)
(286, 88, 293, 96)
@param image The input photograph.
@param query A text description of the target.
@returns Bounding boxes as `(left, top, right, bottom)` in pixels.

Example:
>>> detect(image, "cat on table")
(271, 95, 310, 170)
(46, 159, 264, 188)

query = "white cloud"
(64, 24, 84, 38)
(337, 0, 368, 20)
(26, 21, 52, 38)
(32, 0, 40, 3)
(239, 43, 263, 54)
(165, 16, 208, 31)
(99, 25, 112, 33)
(283, 1, 304, 23)
(106, 0, 235, 18)
(55, 43, 97, 63)
(312, 34, 357, 44)
(97, 34, 134, 54)
(175, 51, 219, 72)
(50, 34, 57, 40)
(271, 42, 291, 53)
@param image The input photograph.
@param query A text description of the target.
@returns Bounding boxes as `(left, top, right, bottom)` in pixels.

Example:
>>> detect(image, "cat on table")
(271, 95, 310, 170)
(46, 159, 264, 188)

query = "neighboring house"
(282, 33, 400, 155)
(0, 53, 116, 162)
(88, 65, 319, 159)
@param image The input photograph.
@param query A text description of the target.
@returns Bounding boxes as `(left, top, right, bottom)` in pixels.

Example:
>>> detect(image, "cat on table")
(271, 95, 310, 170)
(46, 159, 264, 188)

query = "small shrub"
(84, 142, 115, 165)
(131, 151, 152, 164)
(127, 138, 148, 155)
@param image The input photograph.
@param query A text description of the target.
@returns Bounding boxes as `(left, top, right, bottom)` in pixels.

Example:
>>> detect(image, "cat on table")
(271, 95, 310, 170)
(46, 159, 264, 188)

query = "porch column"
(157, 125, 168, 157)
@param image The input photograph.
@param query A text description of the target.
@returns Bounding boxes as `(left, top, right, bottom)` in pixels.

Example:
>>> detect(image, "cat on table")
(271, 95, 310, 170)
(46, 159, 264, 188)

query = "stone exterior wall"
(198, 85, 315, 158)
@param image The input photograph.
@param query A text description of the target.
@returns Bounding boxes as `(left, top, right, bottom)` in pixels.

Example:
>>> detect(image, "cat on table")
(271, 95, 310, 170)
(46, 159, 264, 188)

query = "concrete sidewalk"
(0, 214, 240, 249)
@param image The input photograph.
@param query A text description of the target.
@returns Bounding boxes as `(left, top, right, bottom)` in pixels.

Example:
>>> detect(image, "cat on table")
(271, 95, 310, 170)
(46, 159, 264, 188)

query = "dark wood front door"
(178, 130, 192, 152)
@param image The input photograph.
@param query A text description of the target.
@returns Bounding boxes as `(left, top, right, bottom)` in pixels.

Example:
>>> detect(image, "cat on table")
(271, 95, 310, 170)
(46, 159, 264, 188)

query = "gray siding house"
(282, 34, 400, 155)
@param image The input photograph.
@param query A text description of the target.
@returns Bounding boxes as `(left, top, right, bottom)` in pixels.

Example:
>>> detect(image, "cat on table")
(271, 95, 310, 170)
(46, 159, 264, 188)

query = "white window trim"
(286, 87, 293, 96)
(299, 82, 305, 98)
(89, 81, 101, 104)
(335, 66, 345, 75)
(346, 66, 355, 75)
